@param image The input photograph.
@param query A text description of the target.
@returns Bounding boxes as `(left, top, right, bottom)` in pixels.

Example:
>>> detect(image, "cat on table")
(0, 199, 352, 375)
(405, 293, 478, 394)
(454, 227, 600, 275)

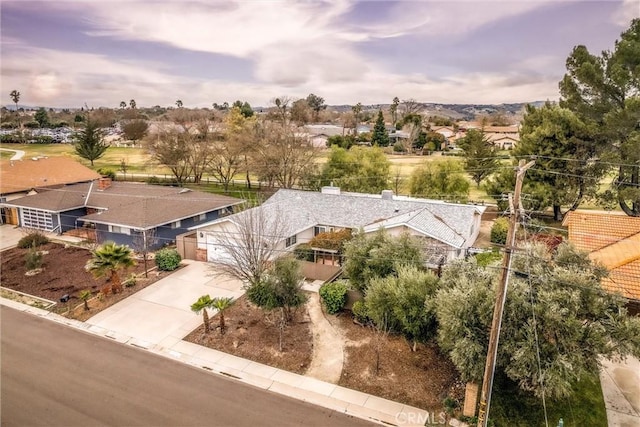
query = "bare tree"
(147, 126, 192, 184)
(207, 205, 288, 288)
(371, 313, 390, 376)
(253, 121, 321, 189)
(400, 99, 423, 121)
(209, 138, 243, 193)
(132, 228, 157, 278)
(269, 96, 291, 125)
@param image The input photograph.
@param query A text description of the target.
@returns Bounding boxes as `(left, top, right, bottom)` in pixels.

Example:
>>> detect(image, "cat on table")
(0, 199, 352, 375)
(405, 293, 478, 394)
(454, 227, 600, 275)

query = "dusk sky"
(1, 0, 638, 109)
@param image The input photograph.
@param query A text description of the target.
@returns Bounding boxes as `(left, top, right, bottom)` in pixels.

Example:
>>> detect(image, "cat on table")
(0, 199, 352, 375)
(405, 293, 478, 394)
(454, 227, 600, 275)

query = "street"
(1, 308, 374, 427)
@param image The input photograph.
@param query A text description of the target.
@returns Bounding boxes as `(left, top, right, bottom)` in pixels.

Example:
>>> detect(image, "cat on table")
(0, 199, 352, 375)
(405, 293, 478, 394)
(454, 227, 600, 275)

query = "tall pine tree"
(371, 110, 389, 147)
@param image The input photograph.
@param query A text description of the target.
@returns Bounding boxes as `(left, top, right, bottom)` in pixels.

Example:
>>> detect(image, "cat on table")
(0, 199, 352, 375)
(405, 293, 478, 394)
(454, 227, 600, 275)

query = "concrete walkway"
(600, 356, 640, 427)
(305, 292, 345, 383)
(0, 147, 26, 160)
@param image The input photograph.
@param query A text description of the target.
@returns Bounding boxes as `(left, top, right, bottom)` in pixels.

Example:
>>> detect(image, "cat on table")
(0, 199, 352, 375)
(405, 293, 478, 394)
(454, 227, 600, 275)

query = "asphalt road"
(1, 308, 375, 427)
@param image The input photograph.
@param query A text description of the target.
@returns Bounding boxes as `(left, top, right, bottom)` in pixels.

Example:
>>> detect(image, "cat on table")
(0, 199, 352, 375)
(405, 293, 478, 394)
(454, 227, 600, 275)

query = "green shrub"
(24, 246, 43, 270)
(293, 243, 314, 262)
(124, 272, 137, 287)
(155, 248, 181, 271)
(393, 142, 406, 153)
(475, 249, 503, 267)
(97, 168, 116, 180)
(17, 231, 49, 249)
(319, 281, 348, 314)
(351, 300, 369, 324)
(146, 176, 160, 184)
(491, 217, 509, 245)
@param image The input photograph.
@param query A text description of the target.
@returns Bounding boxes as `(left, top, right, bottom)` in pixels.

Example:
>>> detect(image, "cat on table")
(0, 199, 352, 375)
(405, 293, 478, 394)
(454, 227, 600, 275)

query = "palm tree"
(78, 289, 92, 311)
(175, 99, 183, 108)
(211, 297, 234, 335)
(85, 241, 136, 294)
(129, 99, 136, 109)
(119, 101, 127, 109)
(10, 90, 20, 111)
(191, 295, 213, 334)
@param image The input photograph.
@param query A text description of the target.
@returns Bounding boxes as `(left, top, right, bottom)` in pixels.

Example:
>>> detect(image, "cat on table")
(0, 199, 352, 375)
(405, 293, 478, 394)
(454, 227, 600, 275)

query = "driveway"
(0, 225, 23, 250)
(86, 261, 244, 346)
(600, 356, 640, 426)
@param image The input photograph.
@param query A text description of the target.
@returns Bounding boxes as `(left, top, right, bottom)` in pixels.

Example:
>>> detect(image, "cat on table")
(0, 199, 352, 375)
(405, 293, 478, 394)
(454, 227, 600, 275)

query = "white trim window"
(109, 225, 131, 235)
(171, 220, 182, 229)
(285, 235, 297, 248)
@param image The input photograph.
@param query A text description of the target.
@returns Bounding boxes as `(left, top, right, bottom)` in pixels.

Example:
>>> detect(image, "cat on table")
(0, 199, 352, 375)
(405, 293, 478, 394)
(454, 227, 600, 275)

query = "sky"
(1, 0, 638, 109)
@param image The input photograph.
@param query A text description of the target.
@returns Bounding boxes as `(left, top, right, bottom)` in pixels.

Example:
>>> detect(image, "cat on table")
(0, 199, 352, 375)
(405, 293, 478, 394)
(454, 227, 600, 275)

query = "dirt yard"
(0, 242, 168, 320)
(186, 294, 463, 413)
(184, 295, 313, 374)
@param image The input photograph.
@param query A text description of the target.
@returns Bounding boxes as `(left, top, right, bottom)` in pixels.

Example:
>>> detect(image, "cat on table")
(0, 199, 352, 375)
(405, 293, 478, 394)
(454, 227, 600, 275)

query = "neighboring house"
(194, 186, 485, 268)
(0, 156, 101, 225)
(562, 210, 640, 311)
(2, 178, 242, 250)
(486, 133, 519, 149)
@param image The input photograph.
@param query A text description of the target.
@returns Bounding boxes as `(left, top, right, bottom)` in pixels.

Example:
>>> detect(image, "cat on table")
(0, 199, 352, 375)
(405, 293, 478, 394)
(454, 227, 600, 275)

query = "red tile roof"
(562, 211, 640, 301)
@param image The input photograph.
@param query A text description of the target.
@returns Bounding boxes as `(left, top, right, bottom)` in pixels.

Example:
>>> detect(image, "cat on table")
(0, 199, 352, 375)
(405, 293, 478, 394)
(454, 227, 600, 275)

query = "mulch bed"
(329, 313, 465, 412)
(0, 242, 172, 320)
(184, 295, 313, 375)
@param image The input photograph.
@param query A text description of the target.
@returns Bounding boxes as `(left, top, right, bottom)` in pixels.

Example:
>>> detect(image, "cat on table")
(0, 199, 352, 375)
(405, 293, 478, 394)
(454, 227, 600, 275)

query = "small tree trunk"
(219, 311, 226, 335)
(203, 309, 210, 334)
(278, 307, 285, 352)
(143, 252, 148, 278)
(553, 204, 563, 221)
(110, 270, 122, 293)
(83, 300, 89, 311)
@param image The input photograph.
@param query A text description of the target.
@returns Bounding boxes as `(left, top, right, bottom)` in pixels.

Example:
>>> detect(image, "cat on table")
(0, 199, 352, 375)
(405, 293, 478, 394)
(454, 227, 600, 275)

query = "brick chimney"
(97, 177, 112, 191)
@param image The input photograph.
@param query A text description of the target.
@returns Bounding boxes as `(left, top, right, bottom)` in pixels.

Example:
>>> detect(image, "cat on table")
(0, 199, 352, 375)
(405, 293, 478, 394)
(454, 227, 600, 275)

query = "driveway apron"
(86, 261, 244, 344)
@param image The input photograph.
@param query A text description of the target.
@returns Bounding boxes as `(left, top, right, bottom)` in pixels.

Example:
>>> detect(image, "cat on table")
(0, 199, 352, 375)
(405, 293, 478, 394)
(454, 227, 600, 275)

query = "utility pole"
(477, 159, 535, 427)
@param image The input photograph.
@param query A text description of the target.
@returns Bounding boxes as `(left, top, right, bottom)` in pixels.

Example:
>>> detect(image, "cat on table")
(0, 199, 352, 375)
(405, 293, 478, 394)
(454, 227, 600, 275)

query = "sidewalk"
(0, 266, 442, 427)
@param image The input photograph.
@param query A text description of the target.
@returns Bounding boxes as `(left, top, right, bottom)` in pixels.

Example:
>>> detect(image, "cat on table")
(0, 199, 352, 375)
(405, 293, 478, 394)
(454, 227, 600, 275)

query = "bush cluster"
(154, 248, 181, 271)
(491, 217, 509, 245)
(17, 232, 49, 249)
(319, 281, 348, 314)
(351, 300, 369, 324)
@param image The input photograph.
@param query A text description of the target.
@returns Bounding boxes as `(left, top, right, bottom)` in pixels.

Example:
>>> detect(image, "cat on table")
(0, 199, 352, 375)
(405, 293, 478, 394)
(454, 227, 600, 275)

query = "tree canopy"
(409, 160, 470, 202)
(559, 18, 640, 216)
(457, 128, 500, 187)
(371, 110, 390, 147)
(73, 116, 109, 166)
(434, 243, 640, 400)
(514, 102, 606, 220)
(320, 146, 390, 194)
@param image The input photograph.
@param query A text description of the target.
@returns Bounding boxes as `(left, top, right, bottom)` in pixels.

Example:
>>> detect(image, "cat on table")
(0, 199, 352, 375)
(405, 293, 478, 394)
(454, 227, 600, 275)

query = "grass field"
(490, 371, 607, 426)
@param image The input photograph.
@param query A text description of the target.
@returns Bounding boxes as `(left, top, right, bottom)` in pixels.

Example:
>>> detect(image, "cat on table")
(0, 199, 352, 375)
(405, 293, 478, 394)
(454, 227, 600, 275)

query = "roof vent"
(381, 190, 394, 200)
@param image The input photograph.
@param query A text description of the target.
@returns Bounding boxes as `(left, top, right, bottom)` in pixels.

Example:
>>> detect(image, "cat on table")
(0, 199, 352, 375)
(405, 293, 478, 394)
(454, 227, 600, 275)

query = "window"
(198, 213, 206, 221)
(171, 220, 182, 229)
(285, 235, 297, 248)
(313, 226, 326, 236)
(109, 225, 130, 235)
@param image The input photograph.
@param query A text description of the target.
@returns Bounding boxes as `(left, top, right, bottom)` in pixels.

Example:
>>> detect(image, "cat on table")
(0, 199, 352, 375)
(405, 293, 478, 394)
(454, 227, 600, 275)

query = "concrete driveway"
(86, 261, 244, 347)
(600, 356, 640, 426)
(0, 225, 24, 250)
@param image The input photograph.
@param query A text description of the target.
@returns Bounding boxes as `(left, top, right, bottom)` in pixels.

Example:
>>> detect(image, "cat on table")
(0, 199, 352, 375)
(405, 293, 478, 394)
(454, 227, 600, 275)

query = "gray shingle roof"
(5, 181, 243, 229)
(202, 188, 484, 248)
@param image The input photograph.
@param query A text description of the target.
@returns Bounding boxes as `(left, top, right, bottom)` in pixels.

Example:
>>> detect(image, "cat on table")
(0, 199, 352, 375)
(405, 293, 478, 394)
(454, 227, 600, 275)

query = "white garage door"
(205, 234, 235, 263)
(21, 208, 54, 231)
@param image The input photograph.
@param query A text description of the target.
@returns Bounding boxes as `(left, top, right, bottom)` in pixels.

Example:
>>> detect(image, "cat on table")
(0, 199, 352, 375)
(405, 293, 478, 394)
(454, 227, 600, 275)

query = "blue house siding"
(94, 209, 225, 250)
(60, 208, 86, 232)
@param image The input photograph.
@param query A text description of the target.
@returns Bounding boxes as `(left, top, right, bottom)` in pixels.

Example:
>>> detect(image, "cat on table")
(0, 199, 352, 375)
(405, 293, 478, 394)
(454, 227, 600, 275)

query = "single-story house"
(562, 210, 640, 311)
(1, 156, 101, 225)
(193, 186, 485, 268)
(486, 133, 519, 149)
(2, 178, 243, 250)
